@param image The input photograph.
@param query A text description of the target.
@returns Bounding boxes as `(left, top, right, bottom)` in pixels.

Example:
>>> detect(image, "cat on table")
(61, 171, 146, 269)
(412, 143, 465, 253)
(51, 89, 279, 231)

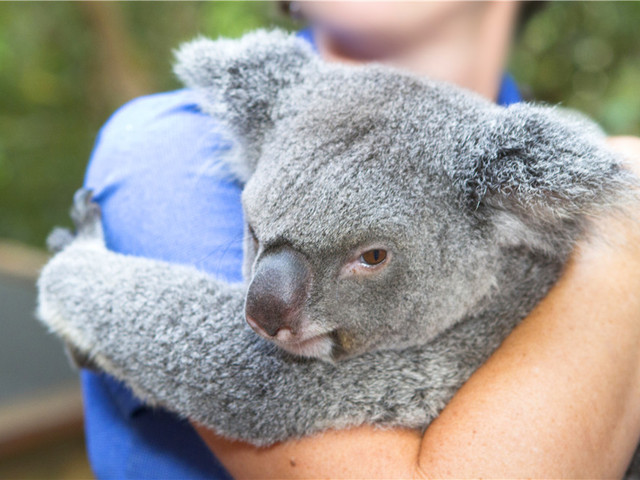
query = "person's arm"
(194, 136, 640, 479)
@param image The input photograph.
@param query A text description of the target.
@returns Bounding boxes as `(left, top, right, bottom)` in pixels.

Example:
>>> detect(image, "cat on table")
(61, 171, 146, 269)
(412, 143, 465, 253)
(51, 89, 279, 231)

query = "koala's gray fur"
(38, 29, 639, 467)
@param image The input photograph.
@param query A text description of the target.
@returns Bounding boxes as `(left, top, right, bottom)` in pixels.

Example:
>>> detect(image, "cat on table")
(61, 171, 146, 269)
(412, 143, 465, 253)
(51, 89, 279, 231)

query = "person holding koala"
(43, 3, 640, 479)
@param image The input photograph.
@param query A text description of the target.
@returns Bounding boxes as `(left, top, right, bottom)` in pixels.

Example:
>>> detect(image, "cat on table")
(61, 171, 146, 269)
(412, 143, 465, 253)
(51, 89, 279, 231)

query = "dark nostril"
(263, 322, 283, 338)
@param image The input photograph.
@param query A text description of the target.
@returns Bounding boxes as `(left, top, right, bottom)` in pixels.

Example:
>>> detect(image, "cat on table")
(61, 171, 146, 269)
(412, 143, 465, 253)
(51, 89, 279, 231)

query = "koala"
(38, 29, 638, 458)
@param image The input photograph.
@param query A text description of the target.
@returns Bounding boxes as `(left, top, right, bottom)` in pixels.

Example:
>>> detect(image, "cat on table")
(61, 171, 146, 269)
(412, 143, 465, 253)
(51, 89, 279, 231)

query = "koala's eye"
(340, 246, 391, 278)
(360, 249, 387, 266)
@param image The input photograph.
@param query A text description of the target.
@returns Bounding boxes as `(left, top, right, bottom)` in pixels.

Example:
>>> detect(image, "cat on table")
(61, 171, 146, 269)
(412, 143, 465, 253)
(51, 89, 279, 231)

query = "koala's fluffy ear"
(452, 103, 638, 253)
(174, 29, 317, 181)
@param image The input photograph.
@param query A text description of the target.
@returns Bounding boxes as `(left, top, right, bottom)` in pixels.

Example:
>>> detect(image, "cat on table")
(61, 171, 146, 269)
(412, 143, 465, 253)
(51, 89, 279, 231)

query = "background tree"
(0, 1, 638, 248)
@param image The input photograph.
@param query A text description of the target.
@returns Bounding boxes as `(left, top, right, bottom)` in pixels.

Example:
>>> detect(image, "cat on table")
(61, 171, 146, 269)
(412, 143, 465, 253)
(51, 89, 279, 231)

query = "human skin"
(192, 3, 640, 477)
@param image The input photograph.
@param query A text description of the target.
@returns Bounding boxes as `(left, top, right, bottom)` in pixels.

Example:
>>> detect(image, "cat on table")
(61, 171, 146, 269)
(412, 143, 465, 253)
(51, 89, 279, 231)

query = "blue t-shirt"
(81, 34, 521, 479)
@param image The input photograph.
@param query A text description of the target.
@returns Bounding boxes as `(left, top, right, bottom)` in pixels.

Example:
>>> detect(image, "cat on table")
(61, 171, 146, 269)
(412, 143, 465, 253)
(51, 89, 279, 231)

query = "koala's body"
(38, 29, 637, 463)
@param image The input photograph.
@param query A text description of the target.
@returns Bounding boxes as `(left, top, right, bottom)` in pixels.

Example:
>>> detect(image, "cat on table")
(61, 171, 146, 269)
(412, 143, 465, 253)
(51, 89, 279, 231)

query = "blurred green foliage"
(510, 1, 640, 134)
(0, 2, 638, 248)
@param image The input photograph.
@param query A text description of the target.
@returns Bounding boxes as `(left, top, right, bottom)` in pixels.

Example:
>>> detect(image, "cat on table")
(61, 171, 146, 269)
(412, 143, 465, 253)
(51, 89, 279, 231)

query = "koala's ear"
(452, 103, 638, 253)
(174, 29, 317, 181)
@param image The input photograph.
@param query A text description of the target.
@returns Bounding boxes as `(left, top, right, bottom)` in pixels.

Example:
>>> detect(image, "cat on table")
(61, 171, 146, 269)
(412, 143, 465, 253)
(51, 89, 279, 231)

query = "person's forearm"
(417, 242, 640, 478)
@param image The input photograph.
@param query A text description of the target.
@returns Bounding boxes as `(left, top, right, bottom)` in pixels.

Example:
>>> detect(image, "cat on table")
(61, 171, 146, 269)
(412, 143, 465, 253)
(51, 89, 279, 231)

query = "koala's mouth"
(273, 332, 335, 360)
(274, 329, 358, 362)
(245, 314, 353, 361)
(245, 314, 337, 360)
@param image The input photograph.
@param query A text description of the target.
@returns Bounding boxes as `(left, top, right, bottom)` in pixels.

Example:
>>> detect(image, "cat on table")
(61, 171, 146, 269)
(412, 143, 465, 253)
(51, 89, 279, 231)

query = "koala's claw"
(71, 188, 99, 230)
(46, 189, 105, 252)
(70, 188, 104, 241)
(46, 227, 75, 253)
(64, 341, 100, 372)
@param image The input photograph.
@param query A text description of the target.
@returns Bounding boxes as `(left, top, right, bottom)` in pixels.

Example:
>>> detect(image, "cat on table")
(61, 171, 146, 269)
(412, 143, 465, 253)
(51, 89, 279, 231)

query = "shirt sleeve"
(81, 89, 240, 479)
(84, 89, 245, 281)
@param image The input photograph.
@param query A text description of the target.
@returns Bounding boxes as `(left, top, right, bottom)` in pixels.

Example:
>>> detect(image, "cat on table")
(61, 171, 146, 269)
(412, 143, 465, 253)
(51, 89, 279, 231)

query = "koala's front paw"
(46, 189, 105, 253)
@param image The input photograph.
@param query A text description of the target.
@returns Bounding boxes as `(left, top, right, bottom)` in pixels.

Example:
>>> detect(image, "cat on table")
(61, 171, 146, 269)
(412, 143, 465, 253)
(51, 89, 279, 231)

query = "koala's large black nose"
(245, 247, 311, 339)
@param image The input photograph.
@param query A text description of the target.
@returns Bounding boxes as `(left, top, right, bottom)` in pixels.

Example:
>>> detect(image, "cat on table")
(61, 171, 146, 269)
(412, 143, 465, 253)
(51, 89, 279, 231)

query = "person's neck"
(313, 3, 516, 102)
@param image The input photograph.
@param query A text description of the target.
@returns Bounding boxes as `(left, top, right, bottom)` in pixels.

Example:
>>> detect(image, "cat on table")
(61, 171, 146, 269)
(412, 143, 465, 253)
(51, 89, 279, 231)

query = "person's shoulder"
(86, 88, 232, 185)
(104, 89, 199, 124)
(607, 136, 640, 154)
(606, 136, 640, 176)
(96, 89, 215, 147)
(84, 89, 244, 274)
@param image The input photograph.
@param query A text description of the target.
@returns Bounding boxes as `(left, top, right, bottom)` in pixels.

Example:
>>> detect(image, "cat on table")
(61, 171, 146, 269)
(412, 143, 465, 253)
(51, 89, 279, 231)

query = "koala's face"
(176, 31, 627, 362)
(240, 72, 500, 362)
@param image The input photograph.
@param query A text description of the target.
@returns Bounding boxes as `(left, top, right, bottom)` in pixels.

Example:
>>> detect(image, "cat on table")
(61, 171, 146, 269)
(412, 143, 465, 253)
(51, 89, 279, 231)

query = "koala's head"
(176, 30, 635, 362)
